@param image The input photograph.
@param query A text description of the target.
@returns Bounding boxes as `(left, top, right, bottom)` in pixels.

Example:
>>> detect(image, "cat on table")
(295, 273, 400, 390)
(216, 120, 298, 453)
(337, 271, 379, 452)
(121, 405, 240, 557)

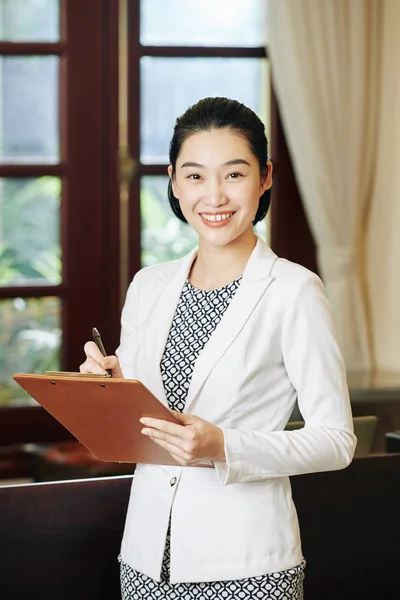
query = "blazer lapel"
(184, 238, 278, 413)
(140, 247, 198, 405)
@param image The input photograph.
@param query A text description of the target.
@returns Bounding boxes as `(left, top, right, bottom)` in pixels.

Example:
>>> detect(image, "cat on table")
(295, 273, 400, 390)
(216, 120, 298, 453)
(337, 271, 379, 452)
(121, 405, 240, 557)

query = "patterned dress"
(120, 278, 306, 599)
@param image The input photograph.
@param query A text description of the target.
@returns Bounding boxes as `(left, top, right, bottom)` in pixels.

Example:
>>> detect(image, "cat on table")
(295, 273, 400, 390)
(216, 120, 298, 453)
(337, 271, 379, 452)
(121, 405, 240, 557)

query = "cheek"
(175, 183, 200, 208)
(232, 180, 262, 205)
(174, 191, 200, 223)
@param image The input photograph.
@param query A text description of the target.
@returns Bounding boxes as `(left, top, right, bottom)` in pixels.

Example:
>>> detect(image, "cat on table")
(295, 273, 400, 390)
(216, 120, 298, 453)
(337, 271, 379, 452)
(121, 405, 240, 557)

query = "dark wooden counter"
(0, 454, 399, 600)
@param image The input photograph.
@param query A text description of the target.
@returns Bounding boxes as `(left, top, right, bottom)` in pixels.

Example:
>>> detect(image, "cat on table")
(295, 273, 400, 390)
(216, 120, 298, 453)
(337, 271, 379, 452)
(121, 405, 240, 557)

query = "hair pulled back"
(168, 97, 271, 224)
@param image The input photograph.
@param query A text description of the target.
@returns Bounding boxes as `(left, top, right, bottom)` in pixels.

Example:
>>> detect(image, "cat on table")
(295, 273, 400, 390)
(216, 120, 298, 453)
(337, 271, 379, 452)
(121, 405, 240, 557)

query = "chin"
(201, 230, 249, 249)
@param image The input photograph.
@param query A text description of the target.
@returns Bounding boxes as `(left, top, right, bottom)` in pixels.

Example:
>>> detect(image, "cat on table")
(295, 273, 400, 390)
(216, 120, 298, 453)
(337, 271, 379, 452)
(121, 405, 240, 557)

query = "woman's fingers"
(141, 419, 197, 464)
(140, 417, 187, 438)
(81, 341, 124, 377)
(140, 415, 225, 463)
(84, 341, 104, 362)
(102, 355, 124, 378)
(79, 357, 108, 375)
(143, 433, 193, 465)
(141, 426, 185, 447)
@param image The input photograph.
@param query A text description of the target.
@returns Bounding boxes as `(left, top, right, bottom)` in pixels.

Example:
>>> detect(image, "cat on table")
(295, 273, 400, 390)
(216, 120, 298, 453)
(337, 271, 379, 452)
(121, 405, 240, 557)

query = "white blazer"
(117, 237, 356, 583)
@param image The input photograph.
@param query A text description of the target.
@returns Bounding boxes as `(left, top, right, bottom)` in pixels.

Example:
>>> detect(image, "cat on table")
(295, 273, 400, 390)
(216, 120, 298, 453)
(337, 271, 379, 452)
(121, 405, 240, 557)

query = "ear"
(260, 160, 273, 195)
(168, 165, 179, 199)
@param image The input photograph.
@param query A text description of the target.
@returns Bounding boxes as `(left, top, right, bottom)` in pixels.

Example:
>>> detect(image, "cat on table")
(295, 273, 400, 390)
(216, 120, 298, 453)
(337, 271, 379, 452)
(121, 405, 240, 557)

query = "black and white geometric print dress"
(120, 278, 305, 600)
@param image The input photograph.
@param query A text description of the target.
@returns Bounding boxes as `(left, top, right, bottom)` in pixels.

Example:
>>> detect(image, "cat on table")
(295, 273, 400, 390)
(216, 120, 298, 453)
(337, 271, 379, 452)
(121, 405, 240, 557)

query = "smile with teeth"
(200, 212, 234, 222)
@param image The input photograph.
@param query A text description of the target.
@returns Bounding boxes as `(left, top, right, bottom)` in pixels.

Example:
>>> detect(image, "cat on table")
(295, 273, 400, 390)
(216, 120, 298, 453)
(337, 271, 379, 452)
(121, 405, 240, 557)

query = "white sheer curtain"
(267, 0, 381, 372)
(367, 0, 400, 373)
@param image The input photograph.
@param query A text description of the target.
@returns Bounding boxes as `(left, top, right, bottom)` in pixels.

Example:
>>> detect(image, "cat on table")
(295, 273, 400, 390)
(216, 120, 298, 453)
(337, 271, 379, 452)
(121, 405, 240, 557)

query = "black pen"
(92, 327, 113, 377)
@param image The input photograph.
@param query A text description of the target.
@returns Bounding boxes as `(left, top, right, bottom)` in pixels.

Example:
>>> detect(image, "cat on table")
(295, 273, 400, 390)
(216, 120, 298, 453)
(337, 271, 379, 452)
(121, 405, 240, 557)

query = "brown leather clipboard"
(13, 373, 181, 466)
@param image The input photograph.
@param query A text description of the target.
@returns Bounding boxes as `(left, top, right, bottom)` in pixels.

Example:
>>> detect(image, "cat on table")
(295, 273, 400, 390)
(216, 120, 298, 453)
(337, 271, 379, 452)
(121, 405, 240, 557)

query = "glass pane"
(0, 177, 61, 286)
(0, 56, 59, 163)
(140, 57, 270, 163)
(0, 296, 61, 406)
(141, 175, 198, 267)
(140, 0, 267, 47)
(0, 0, 59, 42)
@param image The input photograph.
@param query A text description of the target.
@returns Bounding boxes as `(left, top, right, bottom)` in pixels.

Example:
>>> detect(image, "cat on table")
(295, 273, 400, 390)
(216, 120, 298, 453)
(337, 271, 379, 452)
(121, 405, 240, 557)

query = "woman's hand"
(79, 341, 124, 378)
(140, 411, 226, 466)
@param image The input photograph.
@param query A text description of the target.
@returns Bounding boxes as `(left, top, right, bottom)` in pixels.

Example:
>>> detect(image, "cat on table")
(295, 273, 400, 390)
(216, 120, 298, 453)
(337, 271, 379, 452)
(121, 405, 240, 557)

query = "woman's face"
(168, 128, 272, 249)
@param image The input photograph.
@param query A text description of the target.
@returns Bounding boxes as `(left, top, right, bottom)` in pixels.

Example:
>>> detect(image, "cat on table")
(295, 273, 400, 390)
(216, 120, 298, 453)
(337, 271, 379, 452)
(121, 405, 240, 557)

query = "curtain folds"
(267, 0, 384, 372)
(366, 0, 400, 373)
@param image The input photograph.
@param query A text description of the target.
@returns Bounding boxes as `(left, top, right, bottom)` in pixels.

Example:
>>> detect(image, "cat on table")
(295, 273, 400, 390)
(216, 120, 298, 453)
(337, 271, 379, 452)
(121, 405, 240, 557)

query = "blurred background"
(1, 0, 400, 482)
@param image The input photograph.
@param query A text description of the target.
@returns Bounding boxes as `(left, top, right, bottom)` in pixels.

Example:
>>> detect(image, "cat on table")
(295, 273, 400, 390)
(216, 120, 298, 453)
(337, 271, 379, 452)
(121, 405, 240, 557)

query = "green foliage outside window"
(0, 176, 61, 405)
(0, 176, 61, 286)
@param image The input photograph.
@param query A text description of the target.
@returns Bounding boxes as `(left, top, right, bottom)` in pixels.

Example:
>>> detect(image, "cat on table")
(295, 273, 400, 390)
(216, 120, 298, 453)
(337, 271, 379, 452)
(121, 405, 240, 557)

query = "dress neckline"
(185, 276, 242, 294)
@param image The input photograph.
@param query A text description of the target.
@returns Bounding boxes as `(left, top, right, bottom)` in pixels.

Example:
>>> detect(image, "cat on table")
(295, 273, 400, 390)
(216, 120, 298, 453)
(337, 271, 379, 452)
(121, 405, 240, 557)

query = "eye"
(187, 173, 202, 180)
(227, 172, 243, 179)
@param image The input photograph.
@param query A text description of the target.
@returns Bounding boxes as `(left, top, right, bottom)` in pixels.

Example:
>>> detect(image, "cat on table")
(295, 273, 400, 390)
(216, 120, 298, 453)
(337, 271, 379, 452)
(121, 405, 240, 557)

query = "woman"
(80, 97, 356, 599)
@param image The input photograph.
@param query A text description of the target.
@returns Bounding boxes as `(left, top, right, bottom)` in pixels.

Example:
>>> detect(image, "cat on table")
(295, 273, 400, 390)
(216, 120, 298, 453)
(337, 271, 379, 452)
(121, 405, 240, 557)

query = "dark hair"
(168, 97, 271, 225)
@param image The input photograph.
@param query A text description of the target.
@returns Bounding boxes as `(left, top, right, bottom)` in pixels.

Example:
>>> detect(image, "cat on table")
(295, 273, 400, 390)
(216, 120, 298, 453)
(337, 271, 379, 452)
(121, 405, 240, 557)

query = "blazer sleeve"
(214, 273, 357, 485)
(115, 274, 140, 379)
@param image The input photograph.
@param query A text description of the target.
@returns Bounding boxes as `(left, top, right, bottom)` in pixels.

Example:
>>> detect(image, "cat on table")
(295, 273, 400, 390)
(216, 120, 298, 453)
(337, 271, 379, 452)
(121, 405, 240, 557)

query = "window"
(0, 1, 121, 407)
(0, 0, 62, 405)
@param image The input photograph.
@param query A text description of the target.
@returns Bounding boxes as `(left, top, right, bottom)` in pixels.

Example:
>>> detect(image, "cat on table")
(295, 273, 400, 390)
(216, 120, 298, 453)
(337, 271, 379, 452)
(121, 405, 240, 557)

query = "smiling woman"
(171, 131, 265, 238)
(166, 98, 272, 288)
(80, 97, 356, 600)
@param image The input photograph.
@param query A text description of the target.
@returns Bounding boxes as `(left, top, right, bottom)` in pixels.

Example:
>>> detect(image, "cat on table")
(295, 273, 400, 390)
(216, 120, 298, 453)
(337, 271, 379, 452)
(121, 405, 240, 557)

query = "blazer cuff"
(213, 429, 240, 485)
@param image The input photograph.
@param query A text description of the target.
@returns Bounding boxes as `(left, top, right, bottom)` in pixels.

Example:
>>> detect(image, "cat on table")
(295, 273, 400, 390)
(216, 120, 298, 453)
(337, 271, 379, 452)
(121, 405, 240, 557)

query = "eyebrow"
(180, 158, 251, 169)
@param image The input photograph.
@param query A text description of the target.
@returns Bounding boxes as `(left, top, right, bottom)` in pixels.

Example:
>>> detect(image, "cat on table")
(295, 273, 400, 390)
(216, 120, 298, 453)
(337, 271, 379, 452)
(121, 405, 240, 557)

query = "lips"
(199, 212, 235, 228)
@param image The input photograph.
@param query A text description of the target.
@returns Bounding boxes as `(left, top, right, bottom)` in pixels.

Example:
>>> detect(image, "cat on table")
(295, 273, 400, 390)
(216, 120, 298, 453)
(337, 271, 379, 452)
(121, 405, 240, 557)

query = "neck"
(190, 230, 257, 290)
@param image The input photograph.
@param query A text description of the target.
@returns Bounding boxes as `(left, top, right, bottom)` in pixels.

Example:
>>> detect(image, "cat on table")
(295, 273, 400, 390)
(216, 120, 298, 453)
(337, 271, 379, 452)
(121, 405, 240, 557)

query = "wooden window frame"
(0, 0, 121, 447)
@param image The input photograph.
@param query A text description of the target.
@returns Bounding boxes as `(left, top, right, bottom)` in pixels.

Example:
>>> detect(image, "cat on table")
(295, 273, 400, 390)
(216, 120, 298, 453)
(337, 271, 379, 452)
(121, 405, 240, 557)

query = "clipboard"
(13, 373, 182, 466)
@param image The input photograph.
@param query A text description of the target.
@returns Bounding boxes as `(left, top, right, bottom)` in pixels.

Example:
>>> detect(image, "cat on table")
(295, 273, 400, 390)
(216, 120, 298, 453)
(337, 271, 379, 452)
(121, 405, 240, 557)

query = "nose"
(204, 178, 228, 207)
